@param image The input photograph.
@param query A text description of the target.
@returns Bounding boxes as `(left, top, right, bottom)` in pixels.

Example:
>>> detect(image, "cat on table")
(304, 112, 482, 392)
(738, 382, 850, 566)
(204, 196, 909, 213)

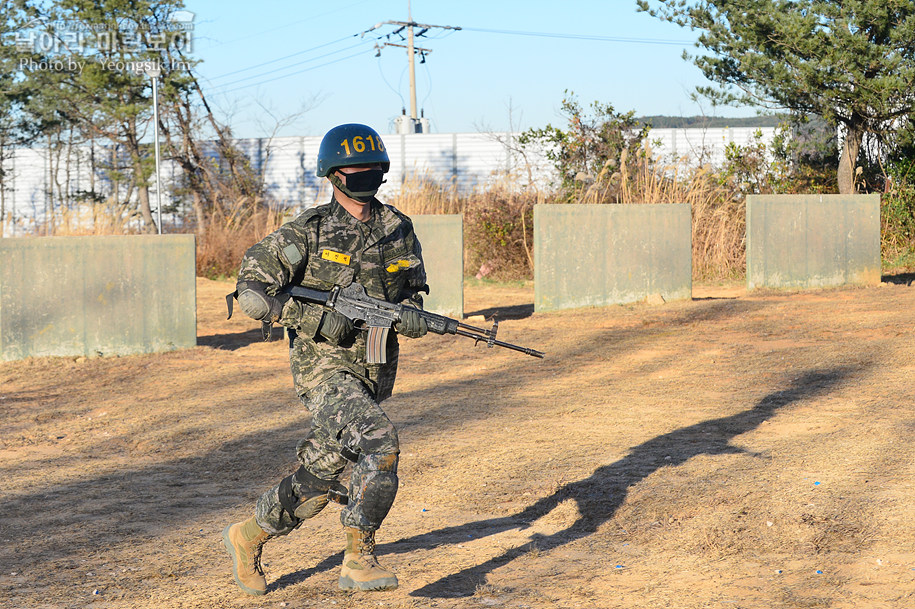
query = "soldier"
(222, 123, 429, 595)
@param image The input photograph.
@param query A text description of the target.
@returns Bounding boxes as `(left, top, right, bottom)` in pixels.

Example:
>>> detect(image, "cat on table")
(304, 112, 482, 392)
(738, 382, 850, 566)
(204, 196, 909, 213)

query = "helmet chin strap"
(329, 172, 379, 201)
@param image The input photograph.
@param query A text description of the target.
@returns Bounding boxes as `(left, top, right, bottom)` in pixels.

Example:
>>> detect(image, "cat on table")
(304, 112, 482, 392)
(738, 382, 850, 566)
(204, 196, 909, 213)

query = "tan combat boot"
(222, 516, 270, 595)
(338, 527, 398, 591)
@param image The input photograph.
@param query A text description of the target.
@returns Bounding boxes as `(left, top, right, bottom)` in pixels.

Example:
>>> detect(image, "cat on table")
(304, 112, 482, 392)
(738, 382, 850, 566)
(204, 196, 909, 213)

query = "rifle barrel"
(456, 321, 492, 336)
(454, 328, 544, 358)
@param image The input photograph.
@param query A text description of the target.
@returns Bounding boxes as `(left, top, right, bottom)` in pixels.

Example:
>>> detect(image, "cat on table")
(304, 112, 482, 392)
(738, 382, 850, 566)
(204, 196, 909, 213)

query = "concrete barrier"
(411, 215, 463, 317)
(0, 235, 196, 361)
(746, 194, 881, 290)
(534, 204, 692, 311)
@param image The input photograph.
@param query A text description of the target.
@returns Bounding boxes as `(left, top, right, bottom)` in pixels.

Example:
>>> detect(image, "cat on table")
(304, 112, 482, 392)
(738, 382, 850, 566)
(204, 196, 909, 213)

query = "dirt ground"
(2, 275, 915, 609)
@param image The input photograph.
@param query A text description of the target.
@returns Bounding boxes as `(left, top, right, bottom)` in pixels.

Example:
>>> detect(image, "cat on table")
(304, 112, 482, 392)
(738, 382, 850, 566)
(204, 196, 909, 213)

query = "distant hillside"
(636, 115, 788, 129)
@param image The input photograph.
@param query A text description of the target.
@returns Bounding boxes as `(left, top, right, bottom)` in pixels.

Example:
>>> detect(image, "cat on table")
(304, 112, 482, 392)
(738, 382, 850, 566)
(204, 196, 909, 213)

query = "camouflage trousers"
(255, 371, 400, 536)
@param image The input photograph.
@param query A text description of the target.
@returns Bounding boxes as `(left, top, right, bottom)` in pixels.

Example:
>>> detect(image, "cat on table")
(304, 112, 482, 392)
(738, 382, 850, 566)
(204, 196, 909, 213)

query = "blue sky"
(184, 0, 760, 138)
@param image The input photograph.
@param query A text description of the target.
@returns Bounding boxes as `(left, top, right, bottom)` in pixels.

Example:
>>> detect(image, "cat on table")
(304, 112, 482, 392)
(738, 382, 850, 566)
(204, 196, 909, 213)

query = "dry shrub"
(25, 196, 285, 279)
(195, 196, 286, 279)
(691, 191, 746, 280)
(512, 146, 747, 281)
(619, 152, 746, 280)
(19, 197, 286, 279)
(463, 187, 538, 281)
(28, 159, 747, 282)
(388, 175, 539, 281)
(881, 164, 915, 268)
(384, 172, 463, 216)
(32, 201, 142, 236)
(389, 160, 747, 282)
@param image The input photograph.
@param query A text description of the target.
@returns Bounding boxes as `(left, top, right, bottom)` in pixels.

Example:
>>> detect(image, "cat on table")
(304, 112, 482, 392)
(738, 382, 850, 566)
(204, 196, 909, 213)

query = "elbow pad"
(237, 281, 289, 323)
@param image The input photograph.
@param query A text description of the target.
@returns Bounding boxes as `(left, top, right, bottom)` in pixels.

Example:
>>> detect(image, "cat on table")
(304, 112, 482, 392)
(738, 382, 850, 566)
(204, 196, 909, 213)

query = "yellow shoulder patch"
(386, 259, 412, 273)
(322, 249, 351, 265)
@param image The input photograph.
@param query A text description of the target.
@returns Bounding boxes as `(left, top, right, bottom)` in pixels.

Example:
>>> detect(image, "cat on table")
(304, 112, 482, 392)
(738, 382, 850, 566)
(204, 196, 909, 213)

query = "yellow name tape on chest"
(322, 249, 352, 265)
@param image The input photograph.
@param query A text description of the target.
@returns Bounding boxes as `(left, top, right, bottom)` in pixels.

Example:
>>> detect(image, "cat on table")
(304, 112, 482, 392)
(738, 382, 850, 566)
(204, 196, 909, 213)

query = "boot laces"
(359, 532, 376, 555)
(356, 531, 380, 566)
(250, 539, 266, 576)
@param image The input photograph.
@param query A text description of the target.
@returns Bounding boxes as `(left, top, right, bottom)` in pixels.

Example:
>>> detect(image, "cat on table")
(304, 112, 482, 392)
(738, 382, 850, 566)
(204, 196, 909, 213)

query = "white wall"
(1, 126, 776, 235)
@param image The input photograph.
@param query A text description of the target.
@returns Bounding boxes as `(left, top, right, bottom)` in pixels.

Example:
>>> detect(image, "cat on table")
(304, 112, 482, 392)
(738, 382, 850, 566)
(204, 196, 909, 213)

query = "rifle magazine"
(365, 326, 389, 364)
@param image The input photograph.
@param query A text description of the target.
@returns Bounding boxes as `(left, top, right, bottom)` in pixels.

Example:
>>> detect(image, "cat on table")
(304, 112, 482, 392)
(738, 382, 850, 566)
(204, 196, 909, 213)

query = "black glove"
(318, 310, 355, 344)
(395, 308, 428, 338)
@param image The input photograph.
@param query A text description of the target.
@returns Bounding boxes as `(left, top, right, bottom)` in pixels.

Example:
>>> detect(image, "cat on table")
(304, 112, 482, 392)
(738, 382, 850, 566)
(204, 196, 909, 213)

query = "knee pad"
(354, 453, 399, 527)
(278, 467, 349, 526)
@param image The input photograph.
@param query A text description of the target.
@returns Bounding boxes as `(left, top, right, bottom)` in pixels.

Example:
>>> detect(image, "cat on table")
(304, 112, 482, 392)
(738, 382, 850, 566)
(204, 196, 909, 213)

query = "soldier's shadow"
(198, 327, 283, 351)
(274, 367, 857, 597)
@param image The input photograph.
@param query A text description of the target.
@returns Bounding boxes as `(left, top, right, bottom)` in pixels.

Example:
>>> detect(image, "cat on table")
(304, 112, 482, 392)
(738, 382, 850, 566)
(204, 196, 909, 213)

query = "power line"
(214, 49, 369, 95)
(377, 54, 406, 108)
(208, 39, 371, 92)
(204, 23, 689, 91)
(460, 26, 692, 46)
(197, 0, 374, 51)
(199, 18, 692, 104)
(420, 58, 432, 108)
(206, 34, 357, 82)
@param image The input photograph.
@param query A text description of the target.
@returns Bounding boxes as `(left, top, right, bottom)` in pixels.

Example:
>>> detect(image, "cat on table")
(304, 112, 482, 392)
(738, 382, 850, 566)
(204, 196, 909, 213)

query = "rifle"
(282, 282, 544, 363)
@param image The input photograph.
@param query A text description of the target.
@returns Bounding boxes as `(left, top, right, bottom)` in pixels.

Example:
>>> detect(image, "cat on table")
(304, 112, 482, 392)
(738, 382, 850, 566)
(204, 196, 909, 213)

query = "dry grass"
(14, 160, 752, 281)
(621, 153, 747, 279)
(194, 197, 287, 278)
(384, 172, 465, 216)
(18, 197, 287, 278)
(387, 174, 542, 281)
(558, 150, 747, 280)
(35, 201, 142, 236)
(384, 161, 747, 282)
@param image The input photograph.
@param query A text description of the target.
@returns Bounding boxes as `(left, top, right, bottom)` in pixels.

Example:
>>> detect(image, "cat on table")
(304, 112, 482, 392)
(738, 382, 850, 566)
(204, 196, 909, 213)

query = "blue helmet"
(316, 123, 390, 177)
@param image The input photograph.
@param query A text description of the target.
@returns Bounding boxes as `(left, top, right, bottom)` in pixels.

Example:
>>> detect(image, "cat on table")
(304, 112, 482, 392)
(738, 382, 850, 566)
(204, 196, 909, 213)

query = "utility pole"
(143, 64, 163, 234)
(407, 0, 417, 120)
(365, 1, 460, 133)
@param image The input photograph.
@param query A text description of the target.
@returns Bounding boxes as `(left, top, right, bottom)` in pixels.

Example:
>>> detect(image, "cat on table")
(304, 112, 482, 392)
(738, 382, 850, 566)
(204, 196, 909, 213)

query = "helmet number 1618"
(340, 135, 384, 155)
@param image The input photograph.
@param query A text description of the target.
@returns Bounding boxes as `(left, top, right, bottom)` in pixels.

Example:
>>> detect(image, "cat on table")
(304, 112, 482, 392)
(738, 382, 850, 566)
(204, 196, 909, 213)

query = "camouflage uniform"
(237, 196, 426, 536)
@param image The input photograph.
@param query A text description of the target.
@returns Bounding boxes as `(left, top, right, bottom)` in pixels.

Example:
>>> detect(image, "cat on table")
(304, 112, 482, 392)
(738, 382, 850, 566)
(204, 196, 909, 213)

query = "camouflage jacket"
(237, 197, 426, 401)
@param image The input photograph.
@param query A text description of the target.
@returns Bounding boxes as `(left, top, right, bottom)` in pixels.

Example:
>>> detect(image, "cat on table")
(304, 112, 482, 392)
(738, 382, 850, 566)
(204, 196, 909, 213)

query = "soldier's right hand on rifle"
(319, 310, 355, 344)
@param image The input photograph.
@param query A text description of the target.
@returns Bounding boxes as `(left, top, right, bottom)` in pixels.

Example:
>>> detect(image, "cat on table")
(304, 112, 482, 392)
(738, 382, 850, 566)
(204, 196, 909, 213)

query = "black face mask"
(333, 169, 386, 202)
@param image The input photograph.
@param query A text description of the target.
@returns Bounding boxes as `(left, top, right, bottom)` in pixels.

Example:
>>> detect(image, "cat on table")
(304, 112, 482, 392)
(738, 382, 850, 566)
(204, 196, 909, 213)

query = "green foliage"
(2, 0, 202, 232)
(518, 91, 649, 200)
(637, 114, 787, 129)
(881, 160, 915, 265)
(0, 1, 40, 179)
(720, 130, 787, 195)
(719, 119, 838, 195)
(638, 0, 915, 193)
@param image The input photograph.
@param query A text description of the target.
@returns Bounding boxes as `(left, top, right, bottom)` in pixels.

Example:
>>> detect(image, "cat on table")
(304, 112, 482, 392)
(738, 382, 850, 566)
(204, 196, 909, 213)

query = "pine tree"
(638, 0, 915, 193)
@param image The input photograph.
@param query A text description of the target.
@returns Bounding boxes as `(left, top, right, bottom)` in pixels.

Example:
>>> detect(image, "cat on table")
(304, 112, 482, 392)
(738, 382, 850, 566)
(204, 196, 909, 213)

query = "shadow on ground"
(198, 327, 284, 350)
(272, 366, 861, 597)
(393, 365, 862, 598)
(465, 303, 535, 321)
(881, 272, 915, 286)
